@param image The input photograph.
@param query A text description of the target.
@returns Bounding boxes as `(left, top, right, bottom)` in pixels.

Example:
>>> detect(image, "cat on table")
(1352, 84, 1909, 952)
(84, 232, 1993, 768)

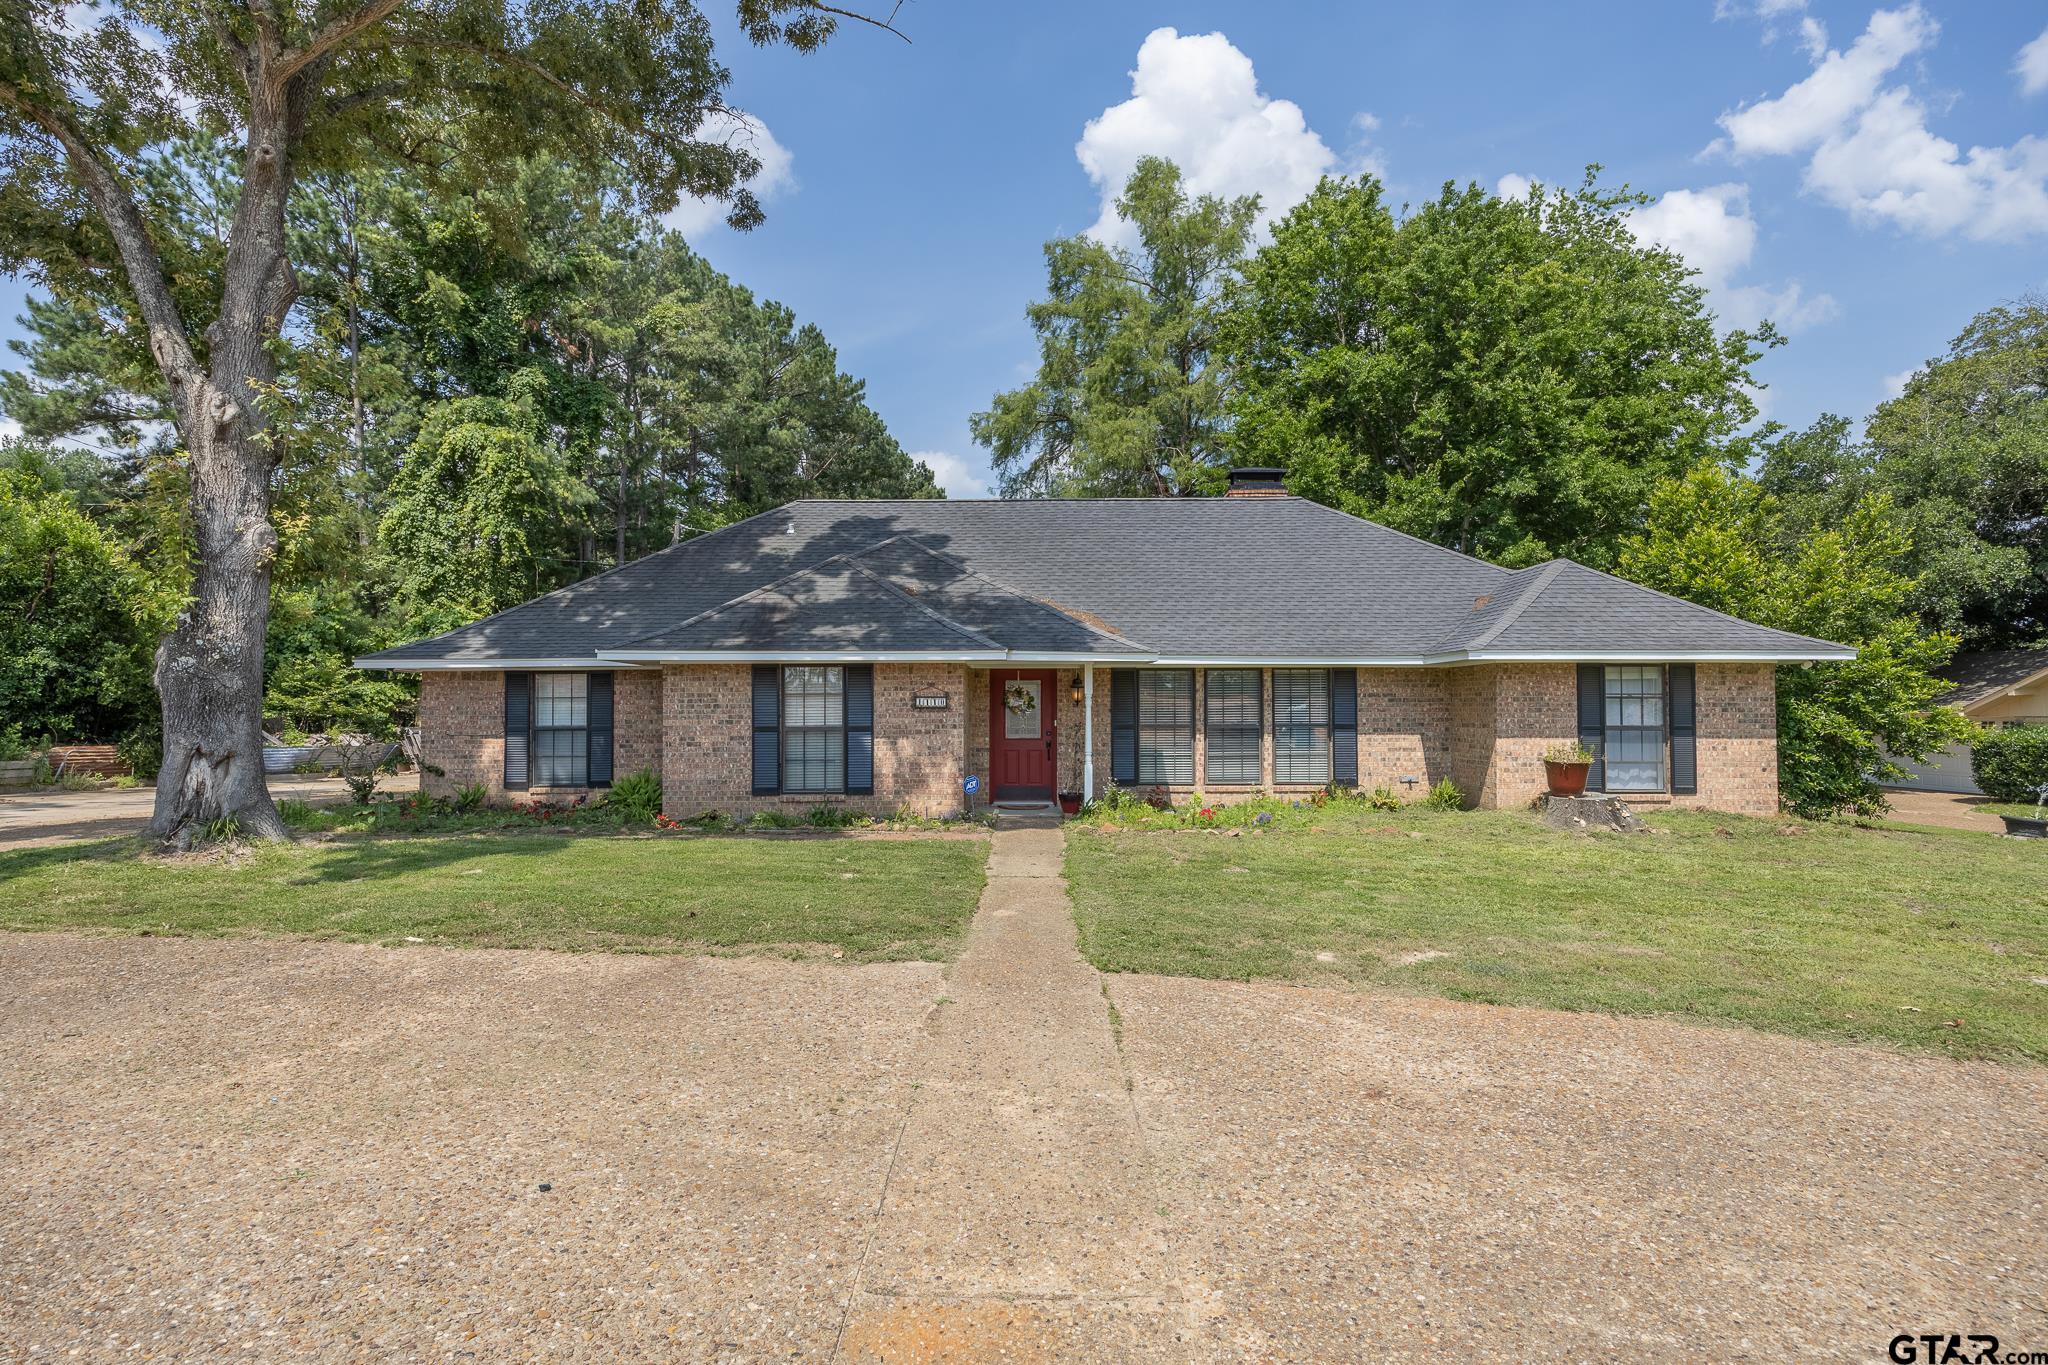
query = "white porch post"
(1082, 664, 1095, 802)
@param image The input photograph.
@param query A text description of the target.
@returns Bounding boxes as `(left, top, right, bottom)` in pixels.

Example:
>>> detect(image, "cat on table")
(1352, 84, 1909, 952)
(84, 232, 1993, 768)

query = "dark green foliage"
(1760, 301, 2048, 648)
(1619, 465, 1971, 817)
(974, 158, 1254, 496)
(1420, 778, 1464, 812)
(1972, 725, 2048, 805)
(0, 462, 170, 742)
(605, 769, 663, 824)
(1224, 172, 1768, 567)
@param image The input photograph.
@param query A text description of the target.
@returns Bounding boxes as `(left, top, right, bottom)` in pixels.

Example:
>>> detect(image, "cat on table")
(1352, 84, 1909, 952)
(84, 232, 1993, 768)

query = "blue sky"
(7, 2, 2048, 496)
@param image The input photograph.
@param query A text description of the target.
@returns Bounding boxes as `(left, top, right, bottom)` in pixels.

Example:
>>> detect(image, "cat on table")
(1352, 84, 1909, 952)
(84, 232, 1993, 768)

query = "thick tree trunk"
(146, 73, 306, 847)
(146, 387, 287, 847)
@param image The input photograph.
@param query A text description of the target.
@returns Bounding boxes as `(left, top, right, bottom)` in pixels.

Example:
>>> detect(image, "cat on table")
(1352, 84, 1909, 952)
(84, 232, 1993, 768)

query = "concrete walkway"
(834, 818, 1193, 1362)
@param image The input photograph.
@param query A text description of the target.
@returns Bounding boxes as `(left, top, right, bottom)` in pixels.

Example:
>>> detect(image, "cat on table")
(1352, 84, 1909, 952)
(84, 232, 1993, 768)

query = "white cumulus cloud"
(1496, 172, 1536, 200)
(1709, 5, 2048, 241)
(1630, 183, 1837, 334)
(661, 111, 796, 238)
(1076, 28, 1342, 246)
(2018, 24, 2048, 96)
(913, 450, 994, 500)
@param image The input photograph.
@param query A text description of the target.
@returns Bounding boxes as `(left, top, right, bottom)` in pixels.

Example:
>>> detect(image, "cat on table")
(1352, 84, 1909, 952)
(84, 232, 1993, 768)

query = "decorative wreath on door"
(1003, 682, 1038, 717)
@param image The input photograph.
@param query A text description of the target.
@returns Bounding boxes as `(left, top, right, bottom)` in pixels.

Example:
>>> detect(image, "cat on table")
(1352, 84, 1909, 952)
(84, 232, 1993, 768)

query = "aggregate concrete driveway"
(0, 773, 417, 849)
(3, 824, 2044, 1360)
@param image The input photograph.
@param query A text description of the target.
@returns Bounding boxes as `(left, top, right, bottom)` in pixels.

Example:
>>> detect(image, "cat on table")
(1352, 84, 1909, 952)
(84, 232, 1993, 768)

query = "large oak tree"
(0, 0, 898, 843)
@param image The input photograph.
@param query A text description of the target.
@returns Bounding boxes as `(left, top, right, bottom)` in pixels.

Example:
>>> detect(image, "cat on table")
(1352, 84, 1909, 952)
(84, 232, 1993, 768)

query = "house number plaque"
(912, 693, 950, 710)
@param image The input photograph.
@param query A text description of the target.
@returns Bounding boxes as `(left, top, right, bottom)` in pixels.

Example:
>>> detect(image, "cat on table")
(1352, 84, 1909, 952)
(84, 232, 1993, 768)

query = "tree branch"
(271, 0, 408, 86)
(804, 1, 911, 43)
(0, 82, 202, 393)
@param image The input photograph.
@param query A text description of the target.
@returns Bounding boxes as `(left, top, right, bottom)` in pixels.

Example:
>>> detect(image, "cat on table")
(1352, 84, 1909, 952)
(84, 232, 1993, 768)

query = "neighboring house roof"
(356, 496, 1855, 669)
(1936, 649, 2048, 713)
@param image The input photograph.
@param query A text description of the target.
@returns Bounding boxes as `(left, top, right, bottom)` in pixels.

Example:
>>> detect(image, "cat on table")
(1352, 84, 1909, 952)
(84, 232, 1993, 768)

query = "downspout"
(1082, 664, 1095, 803)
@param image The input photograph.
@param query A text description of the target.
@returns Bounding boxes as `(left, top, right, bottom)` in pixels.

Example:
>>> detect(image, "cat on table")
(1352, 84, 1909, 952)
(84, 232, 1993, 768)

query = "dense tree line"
(1, 0, 912, 842)
(1, 147, 937, 759)
(981, 161, 2044, 814)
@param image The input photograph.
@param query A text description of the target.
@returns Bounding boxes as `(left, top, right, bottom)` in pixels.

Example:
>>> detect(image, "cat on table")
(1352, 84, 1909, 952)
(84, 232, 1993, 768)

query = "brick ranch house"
(356, 469, 1854, 818)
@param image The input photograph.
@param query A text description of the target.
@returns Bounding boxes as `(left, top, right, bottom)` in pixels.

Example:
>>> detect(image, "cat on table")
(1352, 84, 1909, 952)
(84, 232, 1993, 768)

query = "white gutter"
(361, 646, 1856, 671)
(353, 657, 662, 671)
(600, 649, 1009, 663)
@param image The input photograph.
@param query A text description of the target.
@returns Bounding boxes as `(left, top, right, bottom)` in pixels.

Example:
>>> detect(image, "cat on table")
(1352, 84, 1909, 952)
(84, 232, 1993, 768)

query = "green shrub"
(276, 799, 315, 828)
(1420, 777, 1464, 811)
(1972, 724, 2048, 804)
(0, 727, 30, 762)
(1367, 784, 1403, 811)
(605, 769, 662, 823)
(115, 718, 161, 781)
(343, 771, 379, 805)
(749, 810, 801, 830)
(452, 782, 487, 812)
(804, 804, 863, 828)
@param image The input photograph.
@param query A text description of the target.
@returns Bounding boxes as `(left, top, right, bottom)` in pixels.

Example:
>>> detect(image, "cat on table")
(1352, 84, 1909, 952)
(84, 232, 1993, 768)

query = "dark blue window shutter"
(845, 665, 875, 795)
(504, 672, 531, 791)
(1330, 668, 1358, 786)
(1110, 670, 1138, 786)
(586, 671, 614, 787)
(1668, 664, 1697, 795)
(1576, 663, 1605, 793)
(751, 666, 781, 795)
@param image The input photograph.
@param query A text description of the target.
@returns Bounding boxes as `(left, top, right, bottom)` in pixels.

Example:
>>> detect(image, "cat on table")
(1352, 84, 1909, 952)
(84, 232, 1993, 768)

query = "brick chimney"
(1224, 466, 1287, 497)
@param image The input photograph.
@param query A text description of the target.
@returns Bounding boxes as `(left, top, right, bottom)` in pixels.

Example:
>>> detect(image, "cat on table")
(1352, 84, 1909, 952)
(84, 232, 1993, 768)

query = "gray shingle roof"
(357, 497, 1854, 667)
(1936, 649, 2048, 711)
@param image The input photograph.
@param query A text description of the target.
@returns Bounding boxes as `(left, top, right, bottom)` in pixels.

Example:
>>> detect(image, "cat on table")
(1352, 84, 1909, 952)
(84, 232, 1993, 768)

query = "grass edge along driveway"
(0, 831, 989, 963)
(1065, 808, 2048, 1063)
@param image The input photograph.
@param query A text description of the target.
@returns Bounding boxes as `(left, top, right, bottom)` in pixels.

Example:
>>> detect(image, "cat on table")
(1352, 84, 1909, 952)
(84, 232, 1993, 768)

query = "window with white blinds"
(532, 673, 589, 786)
(1204, 669, 1262, 784)
(1602, 665, 1665, 792)
(1272, 669, 1331, 784)
(782, 666, 846, 793)
(1136, 670, 1195, 786)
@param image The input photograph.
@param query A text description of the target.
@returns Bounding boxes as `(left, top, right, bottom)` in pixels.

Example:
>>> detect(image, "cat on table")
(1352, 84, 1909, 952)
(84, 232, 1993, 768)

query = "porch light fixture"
(1070, 678, 1085, 704)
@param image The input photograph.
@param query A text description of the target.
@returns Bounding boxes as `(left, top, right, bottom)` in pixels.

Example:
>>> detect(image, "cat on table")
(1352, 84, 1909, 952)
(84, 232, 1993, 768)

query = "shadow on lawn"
(286, 833, 576, 886)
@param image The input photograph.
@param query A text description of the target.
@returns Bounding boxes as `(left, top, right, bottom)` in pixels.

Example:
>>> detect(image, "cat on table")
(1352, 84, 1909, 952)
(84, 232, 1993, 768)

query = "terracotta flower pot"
(1058, 792, 1082, 815)
(1545, 760, 1591, 797)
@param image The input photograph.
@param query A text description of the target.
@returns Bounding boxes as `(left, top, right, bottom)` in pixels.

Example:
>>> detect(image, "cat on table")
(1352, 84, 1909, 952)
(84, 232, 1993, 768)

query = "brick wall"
(417, 669, 662, 803)
(415, 658, 1780, 818)
(1438, 661, 1778, 816)
(659, 662, 972, 819)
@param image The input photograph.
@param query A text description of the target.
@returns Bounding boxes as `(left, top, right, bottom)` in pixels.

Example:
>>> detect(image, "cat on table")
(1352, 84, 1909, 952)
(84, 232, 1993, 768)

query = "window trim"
(1203, 668, 1264, 786)
(1600, 663, 1668, 794)
(780, 665, 848, 795)
(1134, 669, 1196, 787)
(1272, 668, 1334, 786)
(531, 672, 590, 788)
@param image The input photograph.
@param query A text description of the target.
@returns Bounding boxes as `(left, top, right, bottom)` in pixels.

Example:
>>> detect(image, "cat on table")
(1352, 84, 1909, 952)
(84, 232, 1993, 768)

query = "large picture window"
(1603, 665, 1665, 792)
(782, 666, 846, 793)
(1272, 669, 1331, 784)
(532, 673, 589, 786)
(1204, 669, 1262, 784)
(1136, 670, 1195, 786)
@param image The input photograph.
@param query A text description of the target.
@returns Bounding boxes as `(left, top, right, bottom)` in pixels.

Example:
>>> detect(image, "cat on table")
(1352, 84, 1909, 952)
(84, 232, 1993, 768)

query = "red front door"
(990, 669, 1057, 800)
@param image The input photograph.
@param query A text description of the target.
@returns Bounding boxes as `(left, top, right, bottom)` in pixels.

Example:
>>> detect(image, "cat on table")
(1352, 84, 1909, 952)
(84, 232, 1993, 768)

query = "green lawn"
(0, 831, 988, 961)
(1066, 809, 2048, 1061)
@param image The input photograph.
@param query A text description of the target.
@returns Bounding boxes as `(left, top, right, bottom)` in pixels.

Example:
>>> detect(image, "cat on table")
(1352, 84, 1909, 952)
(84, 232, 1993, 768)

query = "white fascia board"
(599, 649, 1009, 663)
(1144, 656, 1435, 667)
(994, 653, 1158, 664)
(352, 656, 657, 671)
(1450, 648, 1857, 663)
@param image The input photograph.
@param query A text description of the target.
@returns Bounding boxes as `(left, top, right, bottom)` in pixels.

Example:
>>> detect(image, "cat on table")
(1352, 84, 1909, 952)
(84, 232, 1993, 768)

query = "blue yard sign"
(963, 774, 980, 795)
